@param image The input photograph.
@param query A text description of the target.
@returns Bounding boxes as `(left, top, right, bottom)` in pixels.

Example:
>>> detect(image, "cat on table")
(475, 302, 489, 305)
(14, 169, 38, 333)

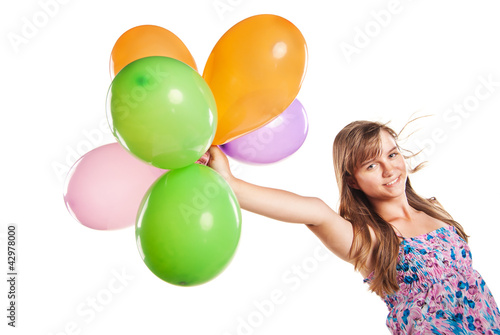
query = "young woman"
(208, 120, 500, 334)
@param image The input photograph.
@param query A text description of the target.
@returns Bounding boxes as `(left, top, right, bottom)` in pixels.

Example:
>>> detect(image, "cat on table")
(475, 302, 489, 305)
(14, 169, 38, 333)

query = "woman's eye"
(367, 164, 376, 170)
(389, 152, 398, 158)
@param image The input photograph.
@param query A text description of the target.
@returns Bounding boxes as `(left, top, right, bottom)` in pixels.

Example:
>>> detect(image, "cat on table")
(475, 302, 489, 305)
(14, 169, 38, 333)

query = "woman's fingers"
(208, 146, 232, 181)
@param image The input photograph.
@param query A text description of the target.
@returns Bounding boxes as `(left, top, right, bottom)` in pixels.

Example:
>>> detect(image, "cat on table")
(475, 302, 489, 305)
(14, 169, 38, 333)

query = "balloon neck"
(195, 151, 211, 165)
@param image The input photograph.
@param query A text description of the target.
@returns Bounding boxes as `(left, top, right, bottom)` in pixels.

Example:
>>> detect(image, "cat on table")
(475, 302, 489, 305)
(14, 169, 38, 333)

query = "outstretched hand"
(208, 146, 234, 184)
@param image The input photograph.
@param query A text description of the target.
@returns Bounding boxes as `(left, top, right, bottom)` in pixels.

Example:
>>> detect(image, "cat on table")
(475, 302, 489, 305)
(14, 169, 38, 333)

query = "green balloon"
(136, 164, 242, 286)
(107, 56, 217, 170)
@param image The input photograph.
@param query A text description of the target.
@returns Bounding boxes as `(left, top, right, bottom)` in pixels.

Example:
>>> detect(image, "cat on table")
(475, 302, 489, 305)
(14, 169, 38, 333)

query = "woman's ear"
(347, 176, 360, 190)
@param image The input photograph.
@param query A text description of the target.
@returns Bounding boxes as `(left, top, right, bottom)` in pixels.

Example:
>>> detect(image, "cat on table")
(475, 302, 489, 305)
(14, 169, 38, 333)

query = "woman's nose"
(382, 163, 394, 178)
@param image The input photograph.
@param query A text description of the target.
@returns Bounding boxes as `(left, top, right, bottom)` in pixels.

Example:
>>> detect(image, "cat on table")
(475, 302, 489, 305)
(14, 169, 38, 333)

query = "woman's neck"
(369, 194, 415, 224)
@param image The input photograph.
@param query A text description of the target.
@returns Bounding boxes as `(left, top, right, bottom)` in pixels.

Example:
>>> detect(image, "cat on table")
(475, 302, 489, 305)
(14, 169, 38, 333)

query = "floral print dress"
(364, 225, 500, 334)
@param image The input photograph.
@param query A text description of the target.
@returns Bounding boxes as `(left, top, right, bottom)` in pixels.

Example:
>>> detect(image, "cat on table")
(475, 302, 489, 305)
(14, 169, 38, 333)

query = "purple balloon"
(220, 99, 308, 164)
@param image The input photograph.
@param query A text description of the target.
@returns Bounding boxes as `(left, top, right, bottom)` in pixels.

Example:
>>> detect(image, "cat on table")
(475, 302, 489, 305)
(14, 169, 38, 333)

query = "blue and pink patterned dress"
(364, 225, 500, 334)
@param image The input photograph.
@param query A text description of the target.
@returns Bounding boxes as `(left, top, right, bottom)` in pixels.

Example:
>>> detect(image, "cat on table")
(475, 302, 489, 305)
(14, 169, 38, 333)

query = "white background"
(1, 0, 500, 334)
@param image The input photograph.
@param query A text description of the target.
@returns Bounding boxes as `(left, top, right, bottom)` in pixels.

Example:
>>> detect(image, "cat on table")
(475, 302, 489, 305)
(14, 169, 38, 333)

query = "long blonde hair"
(332, 120, 468, 296)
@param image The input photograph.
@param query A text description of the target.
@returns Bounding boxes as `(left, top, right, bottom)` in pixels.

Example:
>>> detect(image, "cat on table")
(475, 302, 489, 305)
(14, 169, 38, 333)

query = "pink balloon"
(64, 143, 166, 230)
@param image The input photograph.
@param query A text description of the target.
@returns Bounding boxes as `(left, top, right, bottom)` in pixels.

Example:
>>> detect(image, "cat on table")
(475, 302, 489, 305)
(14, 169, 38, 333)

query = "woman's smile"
(384, 175, 401, 187)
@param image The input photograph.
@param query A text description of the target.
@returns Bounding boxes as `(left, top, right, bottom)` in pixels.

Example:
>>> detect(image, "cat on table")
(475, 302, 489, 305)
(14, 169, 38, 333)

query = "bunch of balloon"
(64, 25, 242, 287)
(64, 13, 308, 286)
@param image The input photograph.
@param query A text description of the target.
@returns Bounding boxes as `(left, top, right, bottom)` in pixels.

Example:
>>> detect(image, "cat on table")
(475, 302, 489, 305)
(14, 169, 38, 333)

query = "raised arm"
(208, 146, 356, 263)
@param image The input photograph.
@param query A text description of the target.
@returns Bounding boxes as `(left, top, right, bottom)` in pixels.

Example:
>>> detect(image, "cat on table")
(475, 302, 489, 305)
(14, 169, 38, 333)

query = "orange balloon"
(110, 25, 197, 78)
(203, 15, 307, 145)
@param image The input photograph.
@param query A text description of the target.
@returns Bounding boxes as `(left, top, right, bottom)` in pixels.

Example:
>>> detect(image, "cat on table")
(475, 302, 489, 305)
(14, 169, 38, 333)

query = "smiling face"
(348, 130, 407, 203)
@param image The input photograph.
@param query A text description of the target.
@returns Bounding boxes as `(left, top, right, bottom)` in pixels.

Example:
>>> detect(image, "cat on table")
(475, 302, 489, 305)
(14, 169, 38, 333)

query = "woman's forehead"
(354, 130, 397, 167)
(380, 130, 398, 150)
